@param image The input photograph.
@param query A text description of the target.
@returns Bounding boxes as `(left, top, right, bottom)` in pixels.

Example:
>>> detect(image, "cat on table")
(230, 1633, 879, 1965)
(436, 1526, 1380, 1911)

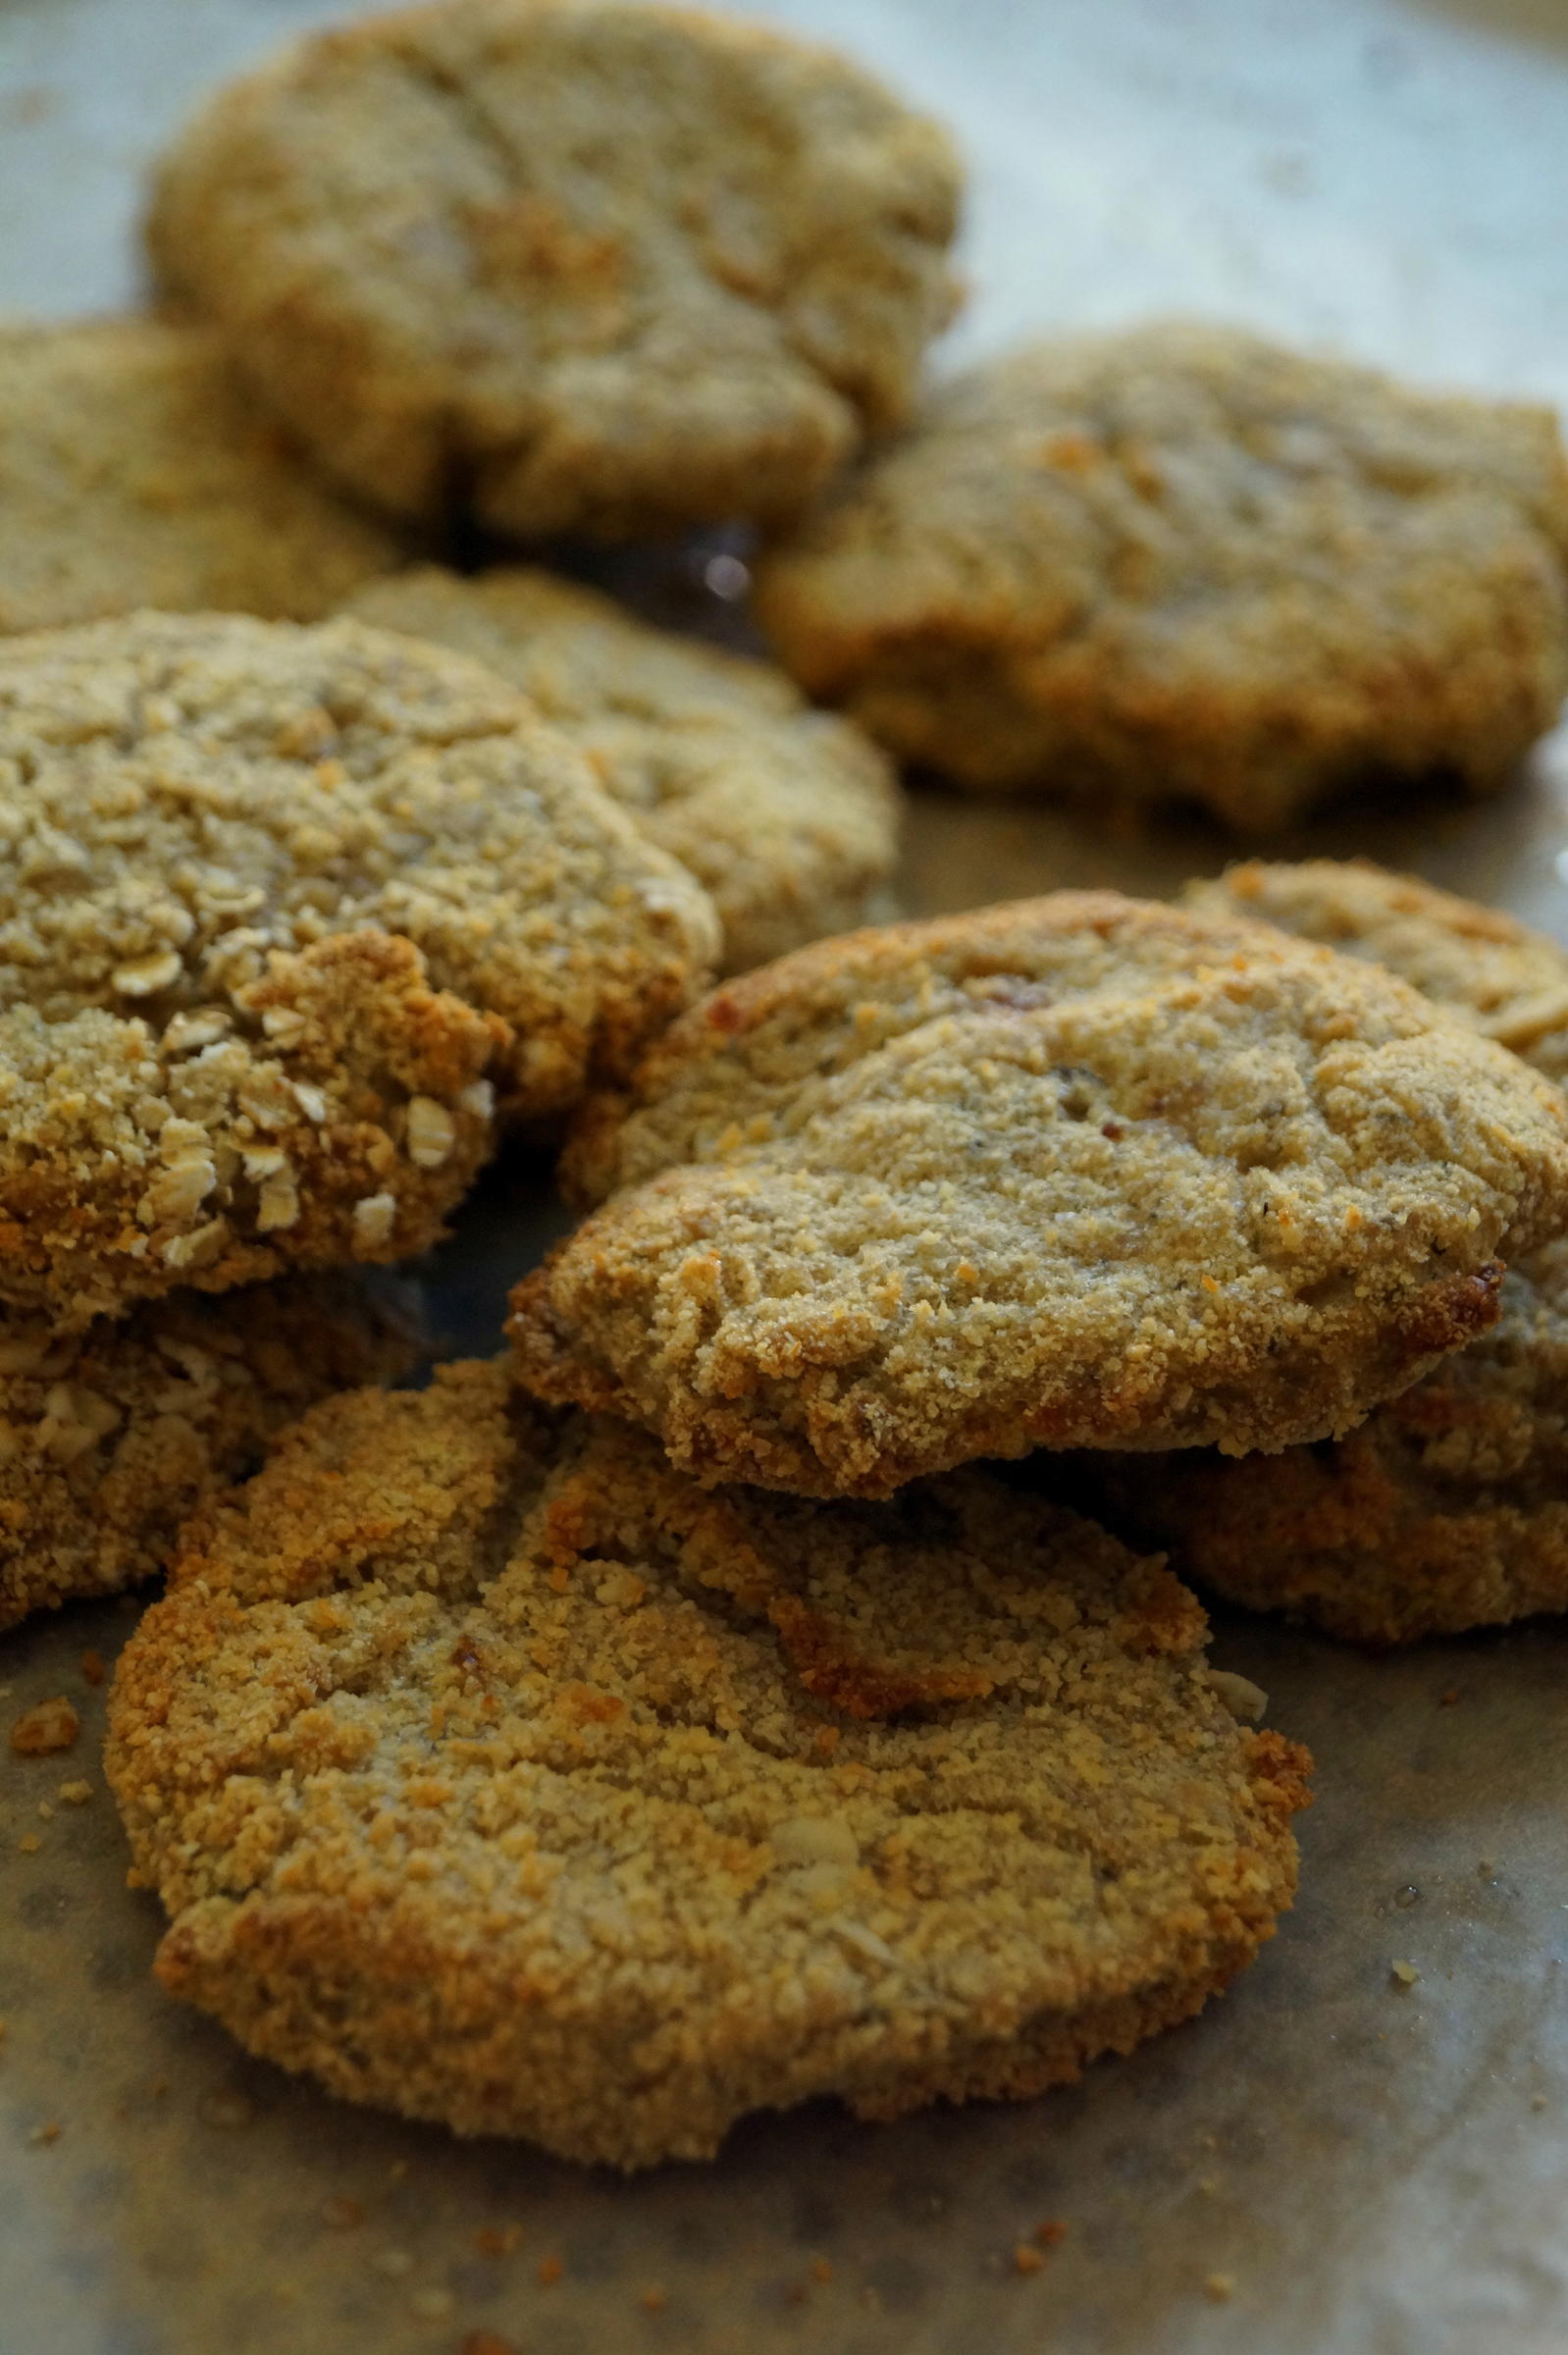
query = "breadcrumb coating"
(342, 565, 901, 975)
(147, 0, 963, 538)
(106, 1361, 1309, 2167)
(1187, 860, 1568, 1085)
(0, 315, 399, 635)
(0, 610, 717, 1114)
(0, 927, 499, 1326)
(754, 322, 1568, 829)
(1089, 1239, 1568, 1646)
(0, 1273, 420, 1634)
(509, 894, 1568, 1496)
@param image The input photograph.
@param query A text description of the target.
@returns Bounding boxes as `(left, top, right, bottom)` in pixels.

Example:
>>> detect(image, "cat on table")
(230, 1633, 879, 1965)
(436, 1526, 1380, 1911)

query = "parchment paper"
(3, 4, 1568, 2349)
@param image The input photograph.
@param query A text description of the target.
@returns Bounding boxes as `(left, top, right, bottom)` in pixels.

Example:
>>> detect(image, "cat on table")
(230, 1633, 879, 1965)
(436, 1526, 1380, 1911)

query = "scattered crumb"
(1033, 2220, 1069, 2247)
(18, 1834, 40, 1855)
(1205, 2271, 1236, 2302)
(79, 1651, 105, 1687)
(1013, 2243, 1045, 2275)
(1532, 2094, 1548, 2112)
(538, 2254, 564, 2287)
(1207, 1669, 1268, 1722)
(10, 1698, 80, 1755)
(388, 2159, 409, 2182)
(409, 2286, 456, 2322)
(460, 2333, 520, 2355)
(1478, 1858, 1496, 1879)
(810, 2257, 833, 2284)
(322, 2196, 366, 2229)
(1197, 2175, 1221, 2195)
(1390, 1960, 1421, 1988)
(1437, 1688, 1461, 1707)
(371, 2248, 414, 2278)
(35, 1801, 53, 1822)
(784, 2279, 810, 2308)
(472, 2224, 522, 2259)
(199, 2091, 254, 2128)
(57, 1780, 92, 1806)
(27, 2123, 62, 2147)
(0, 2019, 8, 2048)
(639, 2286, 667, 2311)
(148, 2076, 170, 2099)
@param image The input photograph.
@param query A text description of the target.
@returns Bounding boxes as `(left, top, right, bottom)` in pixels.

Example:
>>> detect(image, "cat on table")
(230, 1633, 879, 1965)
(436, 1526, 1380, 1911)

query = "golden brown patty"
(755, 322, 1568, 829)
(0, 1273, 420, 1634)
(0, 314, 399, 634)
(1087, 1239, 1568, 1646)
(508, 893, 1568, 1496)
(147, 0, 962, 538)
(106, 1361, 1309, 2167)
(343, 564, 901, 974)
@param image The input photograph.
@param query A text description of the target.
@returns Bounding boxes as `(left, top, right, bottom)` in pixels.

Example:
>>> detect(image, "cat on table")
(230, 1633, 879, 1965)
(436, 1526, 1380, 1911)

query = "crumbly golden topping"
(510, 893, 1568, 1495)
(148, 0, 963, 537)
(107, 1361, 1308, 2167)
(0, 1271, 420, 1633)
(1187, 860, 1568, 1085)
(0, 314, 399, 635)
(755, 322, 1568, 828)
(343, 564, 901, 975)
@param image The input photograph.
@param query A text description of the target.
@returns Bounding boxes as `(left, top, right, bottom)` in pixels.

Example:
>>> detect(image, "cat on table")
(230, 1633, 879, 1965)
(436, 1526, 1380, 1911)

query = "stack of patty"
(0, 0, 1564, 2175)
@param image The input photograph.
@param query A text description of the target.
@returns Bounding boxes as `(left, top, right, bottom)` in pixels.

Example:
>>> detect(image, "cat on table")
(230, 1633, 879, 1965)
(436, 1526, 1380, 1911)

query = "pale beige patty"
(106, 1360, 1309, 2168)
(1089, 1240, 1568, 1647)
(0, 610, 717, 1323)
(509, 894, 1568, 1497)
(1187, 861, 1568, 1085)
(754, 322, 1568, 830)
(0, 315, 399, 635)
(0, 1274, 420, 1635)
(343, 565, 901, 974)
(147, 0, 963, 538)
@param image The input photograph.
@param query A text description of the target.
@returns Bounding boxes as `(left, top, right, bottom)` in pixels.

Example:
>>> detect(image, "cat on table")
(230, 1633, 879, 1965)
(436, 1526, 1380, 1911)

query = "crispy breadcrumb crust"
(0, 1273, 420, 1634)
(146, 0, 963, 538)
(754, 323, 1568, 830)
(0, 315, 399, 634)
(1088, 1243, 1568, 1647)
(342, 565, 901, 975)
(106, 1361, 1309, 2167)
(508, 894, 1568, 1496)
(0, 928, 500, 1327)
(1187, 861, 1568, 1085)
(0, 610, 717, 1122)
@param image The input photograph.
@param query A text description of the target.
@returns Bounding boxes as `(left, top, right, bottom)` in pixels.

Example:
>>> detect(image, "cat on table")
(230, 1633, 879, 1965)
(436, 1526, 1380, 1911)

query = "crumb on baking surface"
(322, 2196, 366, 2229)
(57, 1779, 92, 1805)
(9, 1697, 79, 1754)
(79, 1650, 105, 1686)
(538, 2253, 564, 2286)
(459, 2332, 519, 2355)
(1013, 2243, 1045, 2275)
(1391, 1960, 1421, 1987)
(472, 2224, 522, 2259)
(639, 2284, 667, 2310)
(1205, 2270, 1236, 2301)
(1034, 2219, 1069, 2246)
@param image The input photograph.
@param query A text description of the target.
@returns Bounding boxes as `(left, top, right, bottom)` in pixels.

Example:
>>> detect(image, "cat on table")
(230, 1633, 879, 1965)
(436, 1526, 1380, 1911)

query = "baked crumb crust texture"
(343, 564, 902, 975)
(106, 1360, 1310, 2169)
(0, 315, 400, 635)
(1091, 1239, 1568, 1646)
(755, 322, 1568, 829)
(0, 1273, 420, 1633)
(510, 893, 1568, 1497)
(147, 0, 964, 539)
(0, 609, 720, 1323)
(1188, 859, 1568, 1085)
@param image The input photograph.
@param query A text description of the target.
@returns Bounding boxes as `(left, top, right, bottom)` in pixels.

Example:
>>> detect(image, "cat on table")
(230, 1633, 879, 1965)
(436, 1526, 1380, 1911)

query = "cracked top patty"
(146, 0, 963, 539)
(107, 1360, 1308, 2167)
(509, 893, 1568, 1496)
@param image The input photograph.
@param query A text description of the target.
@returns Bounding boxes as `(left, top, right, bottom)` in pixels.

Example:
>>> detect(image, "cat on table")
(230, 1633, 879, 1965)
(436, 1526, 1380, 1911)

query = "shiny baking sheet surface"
(3, 4, 1568, 2350)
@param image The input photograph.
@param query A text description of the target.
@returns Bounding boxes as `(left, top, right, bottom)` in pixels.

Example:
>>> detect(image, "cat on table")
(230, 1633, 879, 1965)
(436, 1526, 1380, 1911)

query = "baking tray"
(4, 3, 1568, 2350)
